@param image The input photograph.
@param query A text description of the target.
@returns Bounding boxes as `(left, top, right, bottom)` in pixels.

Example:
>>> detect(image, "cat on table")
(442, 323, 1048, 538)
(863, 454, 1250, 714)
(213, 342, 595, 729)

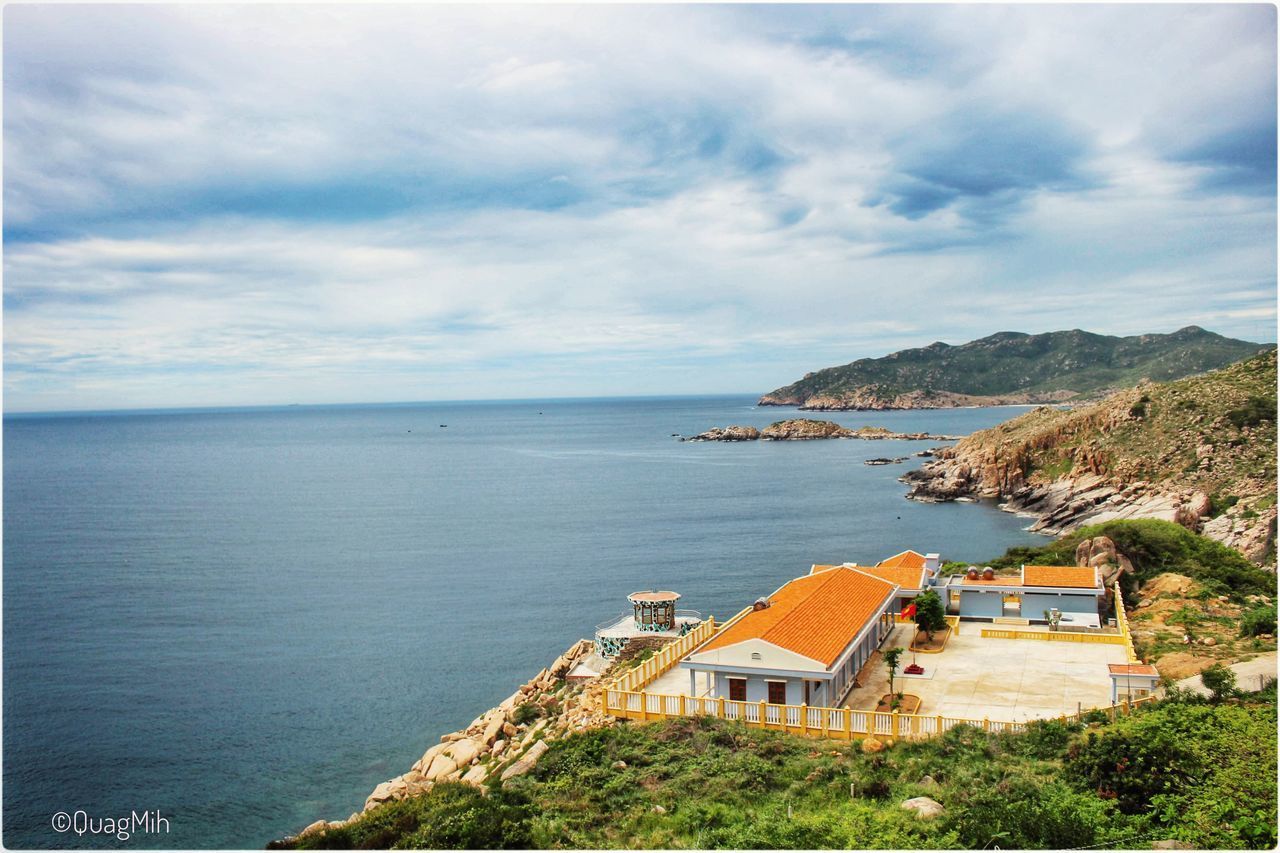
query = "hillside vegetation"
(907, 350, 1277, 564)
(283, 689, 1277, 850)
(759, 326, 1269, 409)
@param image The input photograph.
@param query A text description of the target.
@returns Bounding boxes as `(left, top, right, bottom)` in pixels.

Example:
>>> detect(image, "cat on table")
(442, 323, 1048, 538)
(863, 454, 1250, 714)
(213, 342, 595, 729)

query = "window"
(767, 681, 787, 705)
(728, 678, 746, 701)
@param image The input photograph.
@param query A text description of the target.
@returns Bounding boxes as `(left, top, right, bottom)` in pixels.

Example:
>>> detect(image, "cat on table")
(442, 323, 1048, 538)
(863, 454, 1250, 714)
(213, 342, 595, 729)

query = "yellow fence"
(979, 627, 1127, 645)
(605, 606, 752, 694)
(603, 687, 1160, 741)
(1114, 580, 1140, 662)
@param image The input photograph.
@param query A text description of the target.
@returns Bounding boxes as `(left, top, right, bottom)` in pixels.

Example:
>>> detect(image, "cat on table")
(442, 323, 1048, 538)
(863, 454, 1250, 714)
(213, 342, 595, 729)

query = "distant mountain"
(758, 327, 1272, 410)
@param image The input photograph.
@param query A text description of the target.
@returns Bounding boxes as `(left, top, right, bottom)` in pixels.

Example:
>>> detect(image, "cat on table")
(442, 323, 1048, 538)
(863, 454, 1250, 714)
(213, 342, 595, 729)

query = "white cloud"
(3, 4, 1275, 411)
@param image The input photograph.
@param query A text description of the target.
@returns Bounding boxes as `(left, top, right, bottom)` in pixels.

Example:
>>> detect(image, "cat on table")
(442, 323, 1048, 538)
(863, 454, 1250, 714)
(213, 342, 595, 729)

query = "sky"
(3, 3, 1277, 412)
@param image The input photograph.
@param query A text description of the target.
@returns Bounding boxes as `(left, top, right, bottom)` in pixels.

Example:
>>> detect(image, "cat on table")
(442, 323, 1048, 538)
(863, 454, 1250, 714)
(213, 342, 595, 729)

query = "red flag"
(901, 602, 917, 619)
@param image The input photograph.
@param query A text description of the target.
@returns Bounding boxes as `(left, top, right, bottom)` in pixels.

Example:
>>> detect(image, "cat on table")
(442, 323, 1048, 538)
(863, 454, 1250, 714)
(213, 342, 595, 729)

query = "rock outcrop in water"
(683, 419, 961, 442)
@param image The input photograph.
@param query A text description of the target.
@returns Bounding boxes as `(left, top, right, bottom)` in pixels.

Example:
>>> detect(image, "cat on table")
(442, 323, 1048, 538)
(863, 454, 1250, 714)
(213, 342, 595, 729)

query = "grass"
(287, 688, 1277, 850)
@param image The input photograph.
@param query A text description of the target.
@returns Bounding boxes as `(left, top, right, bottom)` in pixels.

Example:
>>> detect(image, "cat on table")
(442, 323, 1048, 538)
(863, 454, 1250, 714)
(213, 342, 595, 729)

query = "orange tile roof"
(697, 568, 897, 668)
(876, 550, 928, 570)
(859, 564, 927, 591)
(1023, 565, 1098, 589)
(809, 564, 839, 575)
(1108, 664, 1159, 676)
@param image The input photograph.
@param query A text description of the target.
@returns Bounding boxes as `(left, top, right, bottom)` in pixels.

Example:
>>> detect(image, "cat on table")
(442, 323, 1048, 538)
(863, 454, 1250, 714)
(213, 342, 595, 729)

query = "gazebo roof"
(628, 590, 680, 603)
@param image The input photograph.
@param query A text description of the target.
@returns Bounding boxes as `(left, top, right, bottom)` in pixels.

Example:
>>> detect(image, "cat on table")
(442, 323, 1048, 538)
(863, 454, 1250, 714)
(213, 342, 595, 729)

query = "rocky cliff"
(903, 351, 1277, 565)
(759, 327, 1270, 410)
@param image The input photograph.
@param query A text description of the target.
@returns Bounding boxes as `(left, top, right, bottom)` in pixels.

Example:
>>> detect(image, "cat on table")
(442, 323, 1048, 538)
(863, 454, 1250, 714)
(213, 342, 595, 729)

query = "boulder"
(1151, 841, 1194, 850)
(424, 753, 459, 781)
(500, 739, 549, 782)
(612, 760, 628, 770)
(483, 714, 505, 746)
(492, 739, 508, 756)
(461, 764, 489, 785)
(918, 775, 938, 788)
(860, 737, 884, 754)
(652, 805, 667, 814)
(901, 797, 944, 819)
(446, 738, 482, 767)
(413, 742, 449, 772)
(503, 722, 518, 738)
(298, 820, 328, 839)
(364, 780, 398, 810)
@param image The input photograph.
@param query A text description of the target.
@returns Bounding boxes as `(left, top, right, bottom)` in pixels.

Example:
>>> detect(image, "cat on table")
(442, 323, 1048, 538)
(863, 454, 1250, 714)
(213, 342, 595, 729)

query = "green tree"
(913, 589, 947, 641)
(884, 647, 904, 702)
(1200, 664, 1238, 702)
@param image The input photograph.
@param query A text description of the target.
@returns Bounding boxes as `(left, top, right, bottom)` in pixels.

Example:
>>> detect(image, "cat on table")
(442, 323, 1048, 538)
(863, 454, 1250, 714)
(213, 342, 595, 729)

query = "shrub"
(511, 702, 541, 725)
(1199, 664, 1237, 702)
(295, 783, 533, 849)
(944, 777, 1120, 849)
(1240, 604, 1277, 637)
(1225, 395, 1277, 430)
(1004, 718, 1078, 759)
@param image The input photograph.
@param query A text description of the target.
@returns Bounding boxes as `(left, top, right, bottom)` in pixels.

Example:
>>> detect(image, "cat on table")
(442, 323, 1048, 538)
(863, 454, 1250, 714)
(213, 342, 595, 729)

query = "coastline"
(278, 639, 617, 845)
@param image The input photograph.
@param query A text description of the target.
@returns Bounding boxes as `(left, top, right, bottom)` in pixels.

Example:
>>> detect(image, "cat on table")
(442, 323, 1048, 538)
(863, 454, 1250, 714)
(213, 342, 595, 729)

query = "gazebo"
(628, 590, 681, 632)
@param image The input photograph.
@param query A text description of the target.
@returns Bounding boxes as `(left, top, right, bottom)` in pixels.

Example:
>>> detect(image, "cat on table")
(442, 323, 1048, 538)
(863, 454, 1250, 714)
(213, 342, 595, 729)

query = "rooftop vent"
(965, 566, 979, 580)
(752, 597, 771, 611)
(982, 567, 995, 580)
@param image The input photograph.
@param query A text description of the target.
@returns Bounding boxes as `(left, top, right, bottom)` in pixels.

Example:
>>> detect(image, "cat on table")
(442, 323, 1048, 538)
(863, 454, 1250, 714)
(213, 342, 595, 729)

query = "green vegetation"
(1199, 664, 1238, 702)
(884, 647, 905, 703)
(291, 690, 1277, 849)
(913, 589, 947, 641)
(1239, 605, 1277, 638)
(1226, 396, 1277, 430)
(980, 519, 1275, 600)
(760, 327, 1269, 406)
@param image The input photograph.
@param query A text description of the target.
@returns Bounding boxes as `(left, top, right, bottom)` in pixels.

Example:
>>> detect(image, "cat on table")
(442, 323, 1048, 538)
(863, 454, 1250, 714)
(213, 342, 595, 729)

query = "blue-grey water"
(3, 397, 1042, 848)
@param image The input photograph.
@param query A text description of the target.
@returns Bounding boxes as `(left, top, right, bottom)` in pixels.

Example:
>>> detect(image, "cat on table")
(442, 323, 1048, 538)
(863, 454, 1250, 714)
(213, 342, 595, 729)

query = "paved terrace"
(645, 623, 1130, 723)
(843, 624, 1129, 721)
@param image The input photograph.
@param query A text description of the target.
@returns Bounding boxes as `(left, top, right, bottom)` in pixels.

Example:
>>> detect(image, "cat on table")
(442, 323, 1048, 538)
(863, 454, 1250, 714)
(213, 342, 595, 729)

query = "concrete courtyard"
(642, 622, 1130, 724)
(842, 624, 1129, 722)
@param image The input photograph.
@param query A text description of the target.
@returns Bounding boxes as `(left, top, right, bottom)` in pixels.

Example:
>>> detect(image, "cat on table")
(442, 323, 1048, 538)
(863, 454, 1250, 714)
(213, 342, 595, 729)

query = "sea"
(2, 396, 1043, 848)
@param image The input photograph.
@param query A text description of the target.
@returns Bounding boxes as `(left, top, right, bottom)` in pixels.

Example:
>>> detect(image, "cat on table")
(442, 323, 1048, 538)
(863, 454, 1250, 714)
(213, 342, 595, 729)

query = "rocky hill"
(759, 326, 1270, 410)
(904, 350, 1277, 565)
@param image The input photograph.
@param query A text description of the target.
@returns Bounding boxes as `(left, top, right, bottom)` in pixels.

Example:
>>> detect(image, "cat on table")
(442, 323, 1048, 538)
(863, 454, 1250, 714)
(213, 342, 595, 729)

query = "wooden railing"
(605, 606, 752, 693)
(603, 688, 1161, 741)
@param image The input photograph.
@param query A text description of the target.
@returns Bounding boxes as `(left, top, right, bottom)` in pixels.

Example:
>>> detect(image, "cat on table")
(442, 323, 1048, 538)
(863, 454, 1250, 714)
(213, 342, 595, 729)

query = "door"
(767, 681, 787, 705)
(728, 678, 746, 701)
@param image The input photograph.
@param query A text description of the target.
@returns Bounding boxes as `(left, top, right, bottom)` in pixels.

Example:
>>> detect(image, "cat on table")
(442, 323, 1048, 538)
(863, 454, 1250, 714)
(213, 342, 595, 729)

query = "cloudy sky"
(3, 4, 1276, 412)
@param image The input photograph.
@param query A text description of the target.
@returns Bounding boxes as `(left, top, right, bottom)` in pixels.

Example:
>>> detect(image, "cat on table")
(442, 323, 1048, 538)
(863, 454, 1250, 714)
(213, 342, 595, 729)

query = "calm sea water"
(3, 397, 1041, 848)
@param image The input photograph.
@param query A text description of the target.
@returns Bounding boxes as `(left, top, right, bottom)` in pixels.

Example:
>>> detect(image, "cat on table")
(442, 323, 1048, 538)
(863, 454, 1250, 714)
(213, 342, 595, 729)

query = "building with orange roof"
(941, 563, 1104, 626)
(680, 566, 899, 708)
(811, 550, 942, 613)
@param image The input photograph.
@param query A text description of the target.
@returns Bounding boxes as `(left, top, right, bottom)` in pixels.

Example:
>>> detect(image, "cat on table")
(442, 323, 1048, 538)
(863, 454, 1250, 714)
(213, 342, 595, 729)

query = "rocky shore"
(683, 418, 961, 442)
(899, 351, 1278, 566)
(280, 638, 619, 846)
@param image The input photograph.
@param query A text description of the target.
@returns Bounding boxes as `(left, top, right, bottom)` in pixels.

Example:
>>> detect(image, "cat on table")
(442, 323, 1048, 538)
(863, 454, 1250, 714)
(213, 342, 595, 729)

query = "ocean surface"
(3, 397, 1043, 848)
